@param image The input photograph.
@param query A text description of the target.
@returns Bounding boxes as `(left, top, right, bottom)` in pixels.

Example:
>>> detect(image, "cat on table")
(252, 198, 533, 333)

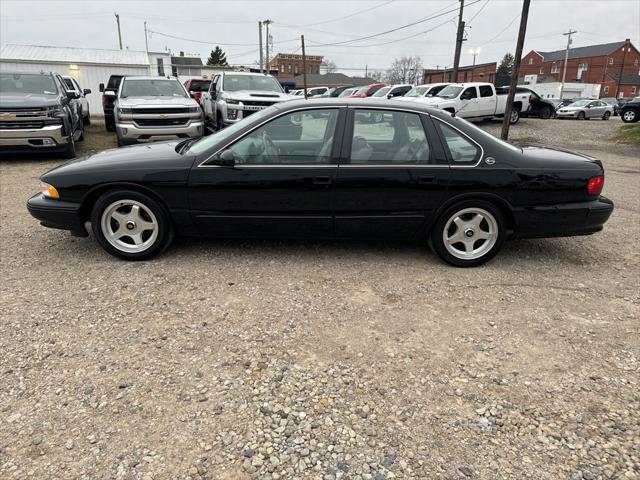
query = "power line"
(148, 29, 298, 47)
(467, 0, 490, 24)
(299, 0, 396, 27)
(475, 13, 519, 48)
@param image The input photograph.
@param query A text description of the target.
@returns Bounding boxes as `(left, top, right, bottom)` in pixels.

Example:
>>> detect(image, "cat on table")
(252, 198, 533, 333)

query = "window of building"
(227, 109, 339, 165)
(603, 86, 609, 94)
(288, 64, 292, 73)
(539, 67, 544, 75)
(635, 59, 639, 67)
(279, 65, 284, 72)
(578, 63, 588, 70)
(632, 86, 637, 95)
(350, 110, 433, 165)
(528, 58, 533, 65)
(157, 58, 164, 76)
(551, 65, 560, 74)
(294, 64, 298, 75)
(608, 58, 614, 65)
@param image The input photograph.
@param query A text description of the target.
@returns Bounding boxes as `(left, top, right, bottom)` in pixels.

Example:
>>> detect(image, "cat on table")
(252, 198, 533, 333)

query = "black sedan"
(27, 99, 614, 267)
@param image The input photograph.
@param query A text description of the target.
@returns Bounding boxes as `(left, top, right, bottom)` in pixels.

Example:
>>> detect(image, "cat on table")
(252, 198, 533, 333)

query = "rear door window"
(479, 85, 493, 97)
(435, 120, 481, 164)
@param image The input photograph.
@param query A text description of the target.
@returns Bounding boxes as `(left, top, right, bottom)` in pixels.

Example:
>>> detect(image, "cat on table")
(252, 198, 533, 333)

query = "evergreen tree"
(206, 46, 228, 66)
(497, 53, 515, 77)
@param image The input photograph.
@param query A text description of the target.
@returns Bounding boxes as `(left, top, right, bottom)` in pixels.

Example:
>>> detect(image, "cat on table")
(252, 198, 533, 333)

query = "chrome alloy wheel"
(442, 207, 498, 260)
(100, 199, 159, 254)
(622, 110, 636, 122)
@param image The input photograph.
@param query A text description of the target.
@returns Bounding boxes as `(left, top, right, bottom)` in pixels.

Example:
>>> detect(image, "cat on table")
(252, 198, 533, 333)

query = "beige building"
(271, 53, 323, 78)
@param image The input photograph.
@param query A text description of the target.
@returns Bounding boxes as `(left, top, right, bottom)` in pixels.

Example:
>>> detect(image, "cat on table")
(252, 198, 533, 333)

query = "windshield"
(188, 106, 275, 155)
(223, 74, 283, 93)
(569, 100, 590, 107)
(339, 88, 355, 97)
(121, 79, 187, 98)
(436, 85, 463, 99)
(405, 86, 429, 97)
(188, 80, 211, 92)
(0, 73, 58, 95)
(372, 86, 391, 97)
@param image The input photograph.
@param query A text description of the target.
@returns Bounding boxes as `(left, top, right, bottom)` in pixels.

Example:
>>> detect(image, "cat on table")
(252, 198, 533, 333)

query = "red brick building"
(422, 62, 497, 84)
(520, 39, 640, 98)
(270, 53, 323, 79)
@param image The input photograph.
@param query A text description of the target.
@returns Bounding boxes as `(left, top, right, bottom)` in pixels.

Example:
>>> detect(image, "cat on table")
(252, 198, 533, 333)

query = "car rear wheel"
(83, 109, 91, 125)
(91, 190, 173, 260)
(621, 109, 638, 123)
(540, 106, 552, 119)
(578, 111, 585, 120)
(602, 111, 611, 120)
(509, 108, 520, 124)
(430, 200, 506, 267)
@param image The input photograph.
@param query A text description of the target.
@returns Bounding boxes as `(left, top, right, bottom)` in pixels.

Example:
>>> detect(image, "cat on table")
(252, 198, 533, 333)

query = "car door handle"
(419, 175, 435, 184)
(312, 176, 332, 185)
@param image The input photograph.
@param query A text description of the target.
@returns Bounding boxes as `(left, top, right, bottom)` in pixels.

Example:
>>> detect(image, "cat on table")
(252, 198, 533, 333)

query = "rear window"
(106, 76, 124, 90)
(188, 80, 211, 92)
(479, 85, 493, 97)
(0, 73, 58, 95)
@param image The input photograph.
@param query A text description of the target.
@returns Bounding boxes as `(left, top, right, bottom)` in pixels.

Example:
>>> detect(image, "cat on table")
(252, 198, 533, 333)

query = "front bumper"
(512, 196, 614, 239)
(26, 193, 87, 237)
(116, 120, 204, 143)
(0, 124, 70, 149)
(555, 110, 580, 118)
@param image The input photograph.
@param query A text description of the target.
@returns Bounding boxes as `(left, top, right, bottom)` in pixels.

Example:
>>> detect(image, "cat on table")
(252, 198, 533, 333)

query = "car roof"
(123, 76, 180, 81)
(220, 71, 275, 77)
(273, 98, 452, 119)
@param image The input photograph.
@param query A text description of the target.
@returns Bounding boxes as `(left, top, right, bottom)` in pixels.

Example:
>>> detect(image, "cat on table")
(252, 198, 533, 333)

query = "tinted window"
(479, 85, 493, 97)
(461, 87, 477, 99)
(63, 78, 75, 89)
(223, 75, 283, 93)
(228, 109, 338, 165)
(106, 76, 123, 90)
(350, 110, 431, 164)
(188, 80, 211, 92)
(436, 121, 480, 163)
(0, 73, 58, 95)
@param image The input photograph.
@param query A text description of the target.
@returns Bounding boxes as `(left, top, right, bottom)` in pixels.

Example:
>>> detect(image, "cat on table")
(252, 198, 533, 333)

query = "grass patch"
(612, 124, 640, 145)
(510, 135, 539, 144)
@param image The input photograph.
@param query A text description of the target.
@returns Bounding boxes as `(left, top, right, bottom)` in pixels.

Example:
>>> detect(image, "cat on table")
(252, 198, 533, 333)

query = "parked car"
(555, 99, 613, 120)
(99, 74, 125, 131)
(28, 98, 613, 267)
(338, 88, 357, 97)
(0, 71, 83, 158)
(183, 78, 211, 106)
(113, 76, 204, 146)
(397, 83, 450, 101)
(555, 97, 589, 111)
(62, 75, 92, 124)
(496, 86, 556, 119)
(419, 82, 530, 124)
(600, 97, 621, 116)
(318, 85, 354, 98)
(348, 83, 386, 98)
(371, 84, 413, 99)
(201, 72, 292, 131)
(619, 96, 640, 123)
(306, 86, 330, 98)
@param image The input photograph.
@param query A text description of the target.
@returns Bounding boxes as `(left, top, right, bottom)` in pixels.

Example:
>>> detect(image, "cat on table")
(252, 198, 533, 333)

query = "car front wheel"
(621, 109, 638, 123)
(430, 200, 506, 267)
(91, 190, 173, 260)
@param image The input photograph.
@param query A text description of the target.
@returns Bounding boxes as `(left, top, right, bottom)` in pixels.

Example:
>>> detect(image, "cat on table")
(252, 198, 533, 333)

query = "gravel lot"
(1, 118, 639, 480)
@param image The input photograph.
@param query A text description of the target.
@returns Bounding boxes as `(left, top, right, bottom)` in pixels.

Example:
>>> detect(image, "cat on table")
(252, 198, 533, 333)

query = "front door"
(333, 108, 450, 239)
(188, 107, 343, 238)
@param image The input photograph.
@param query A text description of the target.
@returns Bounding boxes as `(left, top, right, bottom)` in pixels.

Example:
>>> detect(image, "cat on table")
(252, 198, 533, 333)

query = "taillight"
(102, 96, 110, 106)
(587, 175, 604, 196)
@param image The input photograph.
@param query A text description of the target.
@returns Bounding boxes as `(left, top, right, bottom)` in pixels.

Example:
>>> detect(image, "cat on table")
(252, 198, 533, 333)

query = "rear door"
(333, 108, 450, 239)
(188, 107, 344, 238)
(476, 85, 496, 116)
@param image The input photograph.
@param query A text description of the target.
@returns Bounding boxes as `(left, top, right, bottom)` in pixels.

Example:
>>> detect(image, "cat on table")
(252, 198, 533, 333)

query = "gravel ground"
(1, 118, 639, 480)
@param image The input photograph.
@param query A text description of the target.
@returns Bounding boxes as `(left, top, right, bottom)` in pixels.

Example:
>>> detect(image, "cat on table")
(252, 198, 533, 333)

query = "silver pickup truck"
(0, 71, 83, 158)
(113, 76, 204, 146)
(202, 72, 293, 131)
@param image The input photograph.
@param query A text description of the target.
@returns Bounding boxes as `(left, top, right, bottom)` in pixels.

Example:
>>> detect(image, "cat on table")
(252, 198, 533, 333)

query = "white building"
(0, 44, 152, 116)
(520, 75, 602, 99)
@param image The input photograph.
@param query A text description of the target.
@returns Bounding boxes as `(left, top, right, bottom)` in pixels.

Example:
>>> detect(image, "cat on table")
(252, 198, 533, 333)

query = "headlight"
(226, 99, 240, 105)
(46, 105, 64, 117)
(40, 182, 59, 199)
(188, 107, 200, 113)
(118, 107, 133, 114)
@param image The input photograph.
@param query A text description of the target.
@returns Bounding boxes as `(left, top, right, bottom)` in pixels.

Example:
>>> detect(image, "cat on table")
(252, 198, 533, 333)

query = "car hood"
(223, 91, 291, 102)
(0, 93, 61, 108)
(117, 96, 199, 107)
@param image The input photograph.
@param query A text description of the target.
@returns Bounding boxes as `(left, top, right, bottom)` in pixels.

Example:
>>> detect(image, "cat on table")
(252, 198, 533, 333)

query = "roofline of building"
(0, 58, 150, 67)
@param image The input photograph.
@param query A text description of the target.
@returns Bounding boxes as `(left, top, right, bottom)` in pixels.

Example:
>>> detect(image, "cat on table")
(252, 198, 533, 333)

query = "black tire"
(621, 108, 638, 123)
(577, 111, 585, 120)
(77, 122, 84, 142)
(83, 110, 91, 125)
(61, 135, 76, 159)
(430, 200, 507, 267)
(509, 108, 520, 125)
(216, 113, 224, 131)
(105, 117, 115, 132)
(602, 111, 611, 120)
(540, 106, 552, 119)
(90, 190, 174, 261)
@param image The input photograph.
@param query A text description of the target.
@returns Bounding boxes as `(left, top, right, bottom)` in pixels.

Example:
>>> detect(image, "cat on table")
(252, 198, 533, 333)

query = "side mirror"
(83, 88, 92, 95)
(104, 90, 117, 98)
(99, 83, 105, 92)
(66, 90, 80, 99)
(189, 90, 196, 98)
(218, 149, 235, 167)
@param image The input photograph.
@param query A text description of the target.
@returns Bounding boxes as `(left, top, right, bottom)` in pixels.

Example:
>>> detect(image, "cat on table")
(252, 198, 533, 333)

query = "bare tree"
(368, 70, 385, 82)
(385, 56, 423, 85)
(321, 59, 337, 73)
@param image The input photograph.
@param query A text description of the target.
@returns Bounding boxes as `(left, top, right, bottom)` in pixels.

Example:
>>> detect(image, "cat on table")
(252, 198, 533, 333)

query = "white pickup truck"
(416, 82, 530, 124)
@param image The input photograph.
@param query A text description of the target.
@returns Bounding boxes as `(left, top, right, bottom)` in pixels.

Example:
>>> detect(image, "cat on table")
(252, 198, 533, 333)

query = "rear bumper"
(0, 124, 70, 149)
(26, 193, 87, 237)
(512, 197, 614, 239)
(116, 120, 204, 143)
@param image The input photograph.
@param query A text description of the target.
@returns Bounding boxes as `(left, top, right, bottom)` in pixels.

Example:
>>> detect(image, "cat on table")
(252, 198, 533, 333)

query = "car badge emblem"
(484, 157, 496, 165)
(0, 113, 16, 119)
(159, 114, 168, 119)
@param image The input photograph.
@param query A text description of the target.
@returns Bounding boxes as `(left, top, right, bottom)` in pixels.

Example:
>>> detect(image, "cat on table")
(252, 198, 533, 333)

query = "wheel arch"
(427, 192, 516, 234)
(78, 182, 172, 222)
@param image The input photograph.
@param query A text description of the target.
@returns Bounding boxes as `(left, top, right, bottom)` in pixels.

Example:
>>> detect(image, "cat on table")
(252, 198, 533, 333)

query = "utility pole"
(258, 21, 264, 73)
(144, 21, 149, 53)
(470, 49, 479, 81)
(451, 0, 465, 83)
(615, 38, 630, 98)
(263, 19, 272, 74)
(365, 64, 368, 78)
(301, 35, 308, 99)
(559, 28, 577, 100)
(501, 0, 531, 141)
(114, 12, 122, 50)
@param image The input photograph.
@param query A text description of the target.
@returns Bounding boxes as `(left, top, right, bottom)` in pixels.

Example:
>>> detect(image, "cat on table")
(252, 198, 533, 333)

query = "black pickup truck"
(99, 74, 125, 131)
(620, 96, 640, 123)
(0, 71, 83, 157)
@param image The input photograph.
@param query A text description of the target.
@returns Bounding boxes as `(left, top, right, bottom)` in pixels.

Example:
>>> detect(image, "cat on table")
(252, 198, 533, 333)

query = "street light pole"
(470, 49, 480, 81)
(559, 29, 577, 100)
(114, 12, 123, 50)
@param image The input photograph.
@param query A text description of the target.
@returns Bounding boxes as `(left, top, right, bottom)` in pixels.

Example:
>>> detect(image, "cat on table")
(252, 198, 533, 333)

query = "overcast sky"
(1, 0, 639, 75)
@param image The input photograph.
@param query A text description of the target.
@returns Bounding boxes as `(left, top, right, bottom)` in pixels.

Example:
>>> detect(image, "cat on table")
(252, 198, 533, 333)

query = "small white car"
(396, 83, 451, 102)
